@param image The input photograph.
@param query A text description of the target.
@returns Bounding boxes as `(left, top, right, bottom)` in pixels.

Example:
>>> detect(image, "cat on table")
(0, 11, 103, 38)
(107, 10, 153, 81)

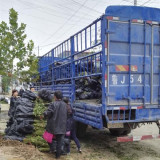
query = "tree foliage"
(2, 76, 11, 93)
(0, 8, 38, 82)
(19, 55, 39, 83)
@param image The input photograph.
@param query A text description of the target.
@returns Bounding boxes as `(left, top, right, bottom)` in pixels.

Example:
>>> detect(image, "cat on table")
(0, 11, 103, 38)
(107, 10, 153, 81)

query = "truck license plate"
(108, 123, 124, 129)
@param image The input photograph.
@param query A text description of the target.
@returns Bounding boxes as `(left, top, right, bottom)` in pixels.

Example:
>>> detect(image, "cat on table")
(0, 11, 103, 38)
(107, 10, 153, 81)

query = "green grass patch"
(0, 100, 8, 104)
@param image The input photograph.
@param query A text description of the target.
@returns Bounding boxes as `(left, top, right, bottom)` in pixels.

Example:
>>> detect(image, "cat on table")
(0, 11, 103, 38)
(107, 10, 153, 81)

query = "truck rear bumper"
(106, 107, 160, 123)
(136, 108, 160, 121)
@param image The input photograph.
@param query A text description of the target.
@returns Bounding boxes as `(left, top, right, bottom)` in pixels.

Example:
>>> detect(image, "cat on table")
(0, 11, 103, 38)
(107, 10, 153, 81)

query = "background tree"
(2, 76, 11, 93)
(19, 55, 39, 83)
(0, 8, 38, 87)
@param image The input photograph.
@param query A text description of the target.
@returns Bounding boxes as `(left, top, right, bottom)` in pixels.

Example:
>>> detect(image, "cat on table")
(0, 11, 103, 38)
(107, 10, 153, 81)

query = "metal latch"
(132, 96, 145, 100)
(105, 29, 115, 34)
(105, 92, 115, 97)
(105, 62, 115, 66)
(122, 95, 131, 100)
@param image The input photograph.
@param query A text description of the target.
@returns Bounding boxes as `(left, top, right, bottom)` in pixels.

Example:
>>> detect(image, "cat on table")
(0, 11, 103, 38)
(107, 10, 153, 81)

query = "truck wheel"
(122, 123, 131, 135)
(76, 122, 88, 138)
(109, 123, 131, 136)
(109, 129, 124, 136)
(122, 128, 131, 135)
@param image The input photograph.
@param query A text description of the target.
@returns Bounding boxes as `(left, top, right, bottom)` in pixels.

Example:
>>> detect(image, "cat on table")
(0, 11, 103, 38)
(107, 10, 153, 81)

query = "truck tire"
(122, 128, 131, 135)
(109, 123, 131, 136)
(76, 122, 88, 138)
(109, 129, 124, 136)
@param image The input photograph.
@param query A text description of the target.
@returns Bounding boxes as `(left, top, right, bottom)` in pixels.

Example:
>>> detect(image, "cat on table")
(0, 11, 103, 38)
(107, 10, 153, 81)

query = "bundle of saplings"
(24, 89, 52, 152)
(5, 90, 37, 141)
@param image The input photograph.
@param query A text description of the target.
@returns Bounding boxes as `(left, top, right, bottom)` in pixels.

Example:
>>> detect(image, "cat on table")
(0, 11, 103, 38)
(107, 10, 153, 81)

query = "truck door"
(153, 25, 160, 104)
(106, 19, 160, 106)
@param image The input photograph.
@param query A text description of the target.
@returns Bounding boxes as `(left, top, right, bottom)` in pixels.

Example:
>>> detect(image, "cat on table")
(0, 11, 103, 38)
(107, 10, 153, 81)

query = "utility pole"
(38, 46, 39, 57)
(134, 0, 137, 6)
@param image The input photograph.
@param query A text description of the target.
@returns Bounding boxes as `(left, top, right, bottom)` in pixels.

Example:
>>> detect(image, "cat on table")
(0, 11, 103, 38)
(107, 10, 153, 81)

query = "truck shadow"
(79, 127, 160, 160)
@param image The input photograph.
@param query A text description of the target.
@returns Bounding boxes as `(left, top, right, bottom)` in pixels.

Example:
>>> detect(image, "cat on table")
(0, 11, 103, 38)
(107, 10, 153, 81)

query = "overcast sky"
(0, 0, 159, 56)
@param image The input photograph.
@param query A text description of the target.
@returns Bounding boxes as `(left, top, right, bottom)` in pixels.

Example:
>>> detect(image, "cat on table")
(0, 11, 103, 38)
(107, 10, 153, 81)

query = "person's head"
(30, 86, 35, 92)
(12, 89, 18, 97)
(54, 91, 63, 101)
(63, 97, 69, 104)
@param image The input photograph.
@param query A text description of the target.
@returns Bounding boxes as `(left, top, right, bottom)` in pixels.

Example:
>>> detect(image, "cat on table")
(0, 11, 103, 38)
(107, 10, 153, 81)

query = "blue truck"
(36, 6, 160, 137)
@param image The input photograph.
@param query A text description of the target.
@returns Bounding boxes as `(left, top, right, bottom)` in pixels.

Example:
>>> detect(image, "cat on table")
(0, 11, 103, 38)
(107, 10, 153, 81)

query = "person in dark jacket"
(22, 87, 37, 101)
(63, 97, 82, 153)
(44, 91, 67, 159)
(7, 89, 18, 129)
(8, 89, 18, 117)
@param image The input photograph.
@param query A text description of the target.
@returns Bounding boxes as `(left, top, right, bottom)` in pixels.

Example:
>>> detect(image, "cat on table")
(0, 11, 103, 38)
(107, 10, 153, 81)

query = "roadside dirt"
(1, 103, 160, 160)
(0, 124, 160, 160)
(0, 135, 52, 160)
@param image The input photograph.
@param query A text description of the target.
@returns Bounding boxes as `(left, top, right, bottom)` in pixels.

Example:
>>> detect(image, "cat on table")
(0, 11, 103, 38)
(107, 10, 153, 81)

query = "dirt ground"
(1, 103, 160, 160)
(0, 124, 160, 160)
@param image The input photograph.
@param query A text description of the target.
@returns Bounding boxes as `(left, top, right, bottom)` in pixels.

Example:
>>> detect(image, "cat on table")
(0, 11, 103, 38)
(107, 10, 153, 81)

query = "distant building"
(12, 80, 29, 91)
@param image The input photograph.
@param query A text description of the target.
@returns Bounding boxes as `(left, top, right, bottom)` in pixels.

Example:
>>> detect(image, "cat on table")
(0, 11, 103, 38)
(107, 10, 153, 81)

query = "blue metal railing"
(37, 17, 103, 109)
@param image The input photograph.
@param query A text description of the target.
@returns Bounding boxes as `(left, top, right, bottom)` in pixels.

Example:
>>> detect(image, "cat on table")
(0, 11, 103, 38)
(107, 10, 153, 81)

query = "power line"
(38, 0, 107, 49)
(52, 0, 101, 16)
(26, 24, 51, 35)
(38, 0, 101, 52)
(141, 0, 152, 6)
(38, 41, 63, 48)
(1, 0, 99, 52)
(68, 0, 101, 14)
(121, 0, 133, 4)
(55, 0, 100, 39)
(16, 0, 100, 34)
(19, 11, 92, 26)
(15, 1, 97, 35)
(40, 0, 89, 44)
(0, 7, 91, 38)
(17, 0, 98, 20)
